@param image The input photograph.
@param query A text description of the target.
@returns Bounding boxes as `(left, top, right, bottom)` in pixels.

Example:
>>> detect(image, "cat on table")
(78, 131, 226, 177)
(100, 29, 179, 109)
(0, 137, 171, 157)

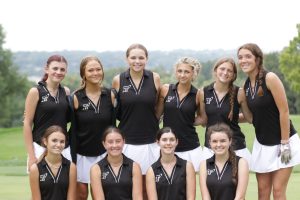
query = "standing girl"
(237, 43, 300, 200)
(156, 57, 204, 172)
(199, 123, 249, 200)
(23, 55, 71, 172)
(69, 56, 115, 200)
(29, 125, 77, 200)
(200, 58, 252, 164)
(146, 127, 196, 200)
(90, 127, 143, 200)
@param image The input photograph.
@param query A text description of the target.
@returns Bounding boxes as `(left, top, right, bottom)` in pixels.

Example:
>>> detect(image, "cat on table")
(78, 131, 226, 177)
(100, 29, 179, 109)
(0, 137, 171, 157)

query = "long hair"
(79, 56, 104, 89)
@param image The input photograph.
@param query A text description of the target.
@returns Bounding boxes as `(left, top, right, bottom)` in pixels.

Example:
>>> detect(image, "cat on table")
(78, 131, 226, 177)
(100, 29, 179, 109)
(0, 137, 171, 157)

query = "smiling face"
(237, 48, 258, 75)
(43, 131, 66, 155)
(84, 59, 103, 85)
(209, 131, 231, 156)
(103, 132, 125, 157)
(157, 131, 178, 155)
(176, 63, 194, 84)
(214, 62, 235, 84)
(126, 48, 148, 73)
(45, 61, 67, 84)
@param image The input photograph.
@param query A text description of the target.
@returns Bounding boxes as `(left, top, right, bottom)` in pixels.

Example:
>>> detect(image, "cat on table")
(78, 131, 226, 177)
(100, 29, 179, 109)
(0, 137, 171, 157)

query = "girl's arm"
(29, 164, 41, 200)
(145, 167, 158, 200)
(186, 161, 196, 200)
(112, 74, 120, 91)
(90, 164, 105, 200)
(132, 162, 143, 200)
(234, 158, 249, 200)
(155, 84, 168, 120)
(23, 88, 39, 171)
(238, 88, 252, 123)
(199, 161, 211, 200)
(67, 162, 77, 200)
(194, 88, 207, 126)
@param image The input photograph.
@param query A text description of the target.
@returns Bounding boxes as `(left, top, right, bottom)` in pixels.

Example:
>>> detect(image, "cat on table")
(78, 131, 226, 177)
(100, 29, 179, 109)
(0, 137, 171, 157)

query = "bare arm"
(29, 164, 41, 200)
(199, 161, 211, 200)
(132, 162, 143, 200)
(112, 74, 120, 92)
(237, 88, 252, 123)
(146, 167, 158, 200)
(234, 158, 249, 200)
(64, 86, 71, 96)
(266, 72, 290, 141)
(67, 163, 77, 200)
(23, 88, 39, 171)
(155, 84, 168, 120)
(90, 164, 105, 200)
(194, 88, 207, 126)
(186, 161, 196, 200)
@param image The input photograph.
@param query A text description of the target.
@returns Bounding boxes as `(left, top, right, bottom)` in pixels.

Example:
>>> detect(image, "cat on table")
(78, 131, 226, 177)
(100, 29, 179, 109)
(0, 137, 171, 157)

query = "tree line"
(0, 24, 299, 127)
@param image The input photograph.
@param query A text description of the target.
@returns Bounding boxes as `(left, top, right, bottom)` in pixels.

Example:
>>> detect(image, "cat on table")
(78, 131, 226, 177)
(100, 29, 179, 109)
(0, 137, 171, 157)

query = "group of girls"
(24, 43, 300, 200)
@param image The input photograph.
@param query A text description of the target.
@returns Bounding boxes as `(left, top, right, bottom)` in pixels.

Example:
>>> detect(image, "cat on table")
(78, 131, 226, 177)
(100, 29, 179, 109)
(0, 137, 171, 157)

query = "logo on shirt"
(101, 171, 109, 180)
(245, 88, 250, 97)
(122, 85, 131, 93)
(41, 94, 49, 103)
(207, 169, 215, 176)
(155, 173, 162, 182)
(166, 96, 175, 103)
(205, 97, 213, 104)
(82, 102, 90, 111)
(40, 173, 48, 182)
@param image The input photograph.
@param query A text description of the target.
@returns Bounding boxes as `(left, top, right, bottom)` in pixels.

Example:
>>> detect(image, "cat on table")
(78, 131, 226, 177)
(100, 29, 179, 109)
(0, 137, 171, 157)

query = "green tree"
(279, 24, 300, 94)
(0, 24, 31, 127)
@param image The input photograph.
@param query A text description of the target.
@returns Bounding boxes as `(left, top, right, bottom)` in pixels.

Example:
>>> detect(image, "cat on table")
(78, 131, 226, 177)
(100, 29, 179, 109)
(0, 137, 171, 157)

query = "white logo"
(166, 96, 175, 103)
(82, 102, 90, 111)
(245, 88, 250, 97)
(122, 85, 131, 93)
(40, 173, 47, 182)
(155, 174, 162, 182)
(101, 171, 109, 180)
(206, 97, 213, 104)
(41, 94, 49, 103)
(207, 169, 215, 175)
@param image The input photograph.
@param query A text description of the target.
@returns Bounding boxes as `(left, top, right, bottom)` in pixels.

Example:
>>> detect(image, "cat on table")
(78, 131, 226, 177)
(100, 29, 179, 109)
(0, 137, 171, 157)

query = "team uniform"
(37, 156, 70, 200)
(202, 83, 251, 164)
(151, 155, 187, 200)
(244, 72, 300, 172)
(29, 81, 71, 168)
(118, 69, 160, 174)
(71, 87, 114, 183)
(163, 83, 203, 172)
(97, 154, 134, 200)
(206, 155, 241, 200)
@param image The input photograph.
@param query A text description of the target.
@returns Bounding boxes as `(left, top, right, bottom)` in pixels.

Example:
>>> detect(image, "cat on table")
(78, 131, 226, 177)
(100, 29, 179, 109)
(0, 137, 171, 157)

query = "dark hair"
(42, 55, 68, 81)
(126, 43, 148, 58)
(213, 58, 237, 121)
(41, 125, 68, 147)
(237, 43, 264, 96)
(156, 127, 178, 141)
(207, 123, 238, 185)
(102, 126, 124, 142)
(79, 56, 104, 89)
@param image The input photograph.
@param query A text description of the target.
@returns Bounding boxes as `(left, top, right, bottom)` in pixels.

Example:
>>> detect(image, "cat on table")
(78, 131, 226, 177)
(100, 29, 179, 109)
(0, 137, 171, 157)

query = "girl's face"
(126, 48, 147, 73)
(215, 62, 235, 84)
(176, 63, 194, 84)
(209, 131, 231, 156)
(237, 48, 258, 75)
(157, 132, 178, 155)
(43, 131, 66, 155)
(45, 61, 67, 83)
(84, 60, 103, 84)
(103, 132, 124, 156)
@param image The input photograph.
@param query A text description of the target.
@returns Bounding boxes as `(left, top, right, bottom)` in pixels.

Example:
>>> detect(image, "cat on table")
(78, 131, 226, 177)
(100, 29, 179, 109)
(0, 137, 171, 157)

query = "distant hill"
(12, 49, 235, 75)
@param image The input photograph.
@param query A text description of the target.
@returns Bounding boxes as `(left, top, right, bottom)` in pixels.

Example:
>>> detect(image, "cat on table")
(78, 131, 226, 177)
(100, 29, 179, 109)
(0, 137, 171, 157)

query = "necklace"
(45, 157, 61, 169)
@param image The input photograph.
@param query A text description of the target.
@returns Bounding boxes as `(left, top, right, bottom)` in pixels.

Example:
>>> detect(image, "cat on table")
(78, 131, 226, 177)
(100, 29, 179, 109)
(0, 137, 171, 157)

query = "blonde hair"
(174, 57, 202, 81)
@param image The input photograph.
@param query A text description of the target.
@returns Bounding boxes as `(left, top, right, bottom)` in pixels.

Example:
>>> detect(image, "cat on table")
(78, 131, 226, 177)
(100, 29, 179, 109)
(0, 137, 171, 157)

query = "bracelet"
(280, 139, 289, 144)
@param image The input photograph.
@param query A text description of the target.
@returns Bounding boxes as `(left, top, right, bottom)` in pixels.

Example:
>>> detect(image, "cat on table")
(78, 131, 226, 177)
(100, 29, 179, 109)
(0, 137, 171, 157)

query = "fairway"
(0, 115, 300, 199)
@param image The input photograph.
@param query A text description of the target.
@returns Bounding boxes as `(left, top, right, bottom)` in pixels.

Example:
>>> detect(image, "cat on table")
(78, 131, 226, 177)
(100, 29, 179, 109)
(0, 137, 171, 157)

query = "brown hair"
(41, 125, 68, 147)
(213, 58, 237, 121)
(238, 43, 264, 96)
(42, 55, 68, 82)
(207, 123, 238, 185)
(79, 56, 104, 89)
(126, 43, 148, 58)
(102, 126, 124, 142)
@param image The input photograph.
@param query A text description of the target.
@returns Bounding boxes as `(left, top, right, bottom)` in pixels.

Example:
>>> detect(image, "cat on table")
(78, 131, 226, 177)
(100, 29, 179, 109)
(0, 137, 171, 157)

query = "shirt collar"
(155, 154, 184, 169)
(102, 154, 130, 167)
(124, 69, 150, 79)
(171, 83, 198, 95)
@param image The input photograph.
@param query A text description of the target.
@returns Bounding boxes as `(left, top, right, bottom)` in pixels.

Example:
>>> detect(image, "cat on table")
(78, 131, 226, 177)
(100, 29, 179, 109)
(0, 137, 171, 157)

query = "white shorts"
(76, 153, 107, 183)
(250, 134, 300, 173)
(202, 146, 252, 166)
(27, 142, 72, 173)
(175, 146, 204, 172)
(123, 143, 160, 174)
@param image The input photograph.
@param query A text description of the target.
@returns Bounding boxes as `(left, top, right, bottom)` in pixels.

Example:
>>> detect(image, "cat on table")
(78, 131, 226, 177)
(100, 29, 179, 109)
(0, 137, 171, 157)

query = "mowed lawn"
(1, 115, 300, 199)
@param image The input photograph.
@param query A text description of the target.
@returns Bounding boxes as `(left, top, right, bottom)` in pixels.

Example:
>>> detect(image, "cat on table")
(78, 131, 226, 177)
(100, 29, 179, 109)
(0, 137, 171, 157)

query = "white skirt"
(76, 153, 107, 183)
(123, 142, 160, 174)
(175, 146, 204, 172)
(250, 134, 300, 173)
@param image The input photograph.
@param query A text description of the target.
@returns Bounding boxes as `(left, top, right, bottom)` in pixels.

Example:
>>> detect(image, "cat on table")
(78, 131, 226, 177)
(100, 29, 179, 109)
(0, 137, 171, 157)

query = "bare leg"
(272, 167, 292, 200)
(77, 182, 88, 200)
(256, 172, 272, 200)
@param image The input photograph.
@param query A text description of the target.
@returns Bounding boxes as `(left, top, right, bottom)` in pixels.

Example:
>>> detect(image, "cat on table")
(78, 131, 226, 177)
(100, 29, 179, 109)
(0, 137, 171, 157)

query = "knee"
(273, 186, 286, 199)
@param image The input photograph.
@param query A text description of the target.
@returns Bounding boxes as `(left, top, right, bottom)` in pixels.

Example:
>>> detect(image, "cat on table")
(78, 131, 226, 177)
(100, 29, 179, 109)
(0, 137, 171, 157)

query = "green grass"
(0, 115, 300, 199)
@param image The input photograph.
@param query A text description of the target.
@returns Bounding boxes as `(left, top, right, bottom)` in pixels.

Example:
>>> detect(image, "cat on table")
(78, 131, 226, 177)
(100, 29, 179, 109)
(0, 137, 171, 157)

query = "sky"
(1, 0, 299, 53)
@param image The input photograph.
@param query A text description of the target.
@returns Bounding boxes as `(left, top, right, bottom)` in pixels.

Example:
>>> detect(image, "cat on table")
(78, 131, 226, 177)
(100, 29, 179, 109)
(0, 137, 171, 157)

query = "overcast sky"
(1, 0, 299, 53)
